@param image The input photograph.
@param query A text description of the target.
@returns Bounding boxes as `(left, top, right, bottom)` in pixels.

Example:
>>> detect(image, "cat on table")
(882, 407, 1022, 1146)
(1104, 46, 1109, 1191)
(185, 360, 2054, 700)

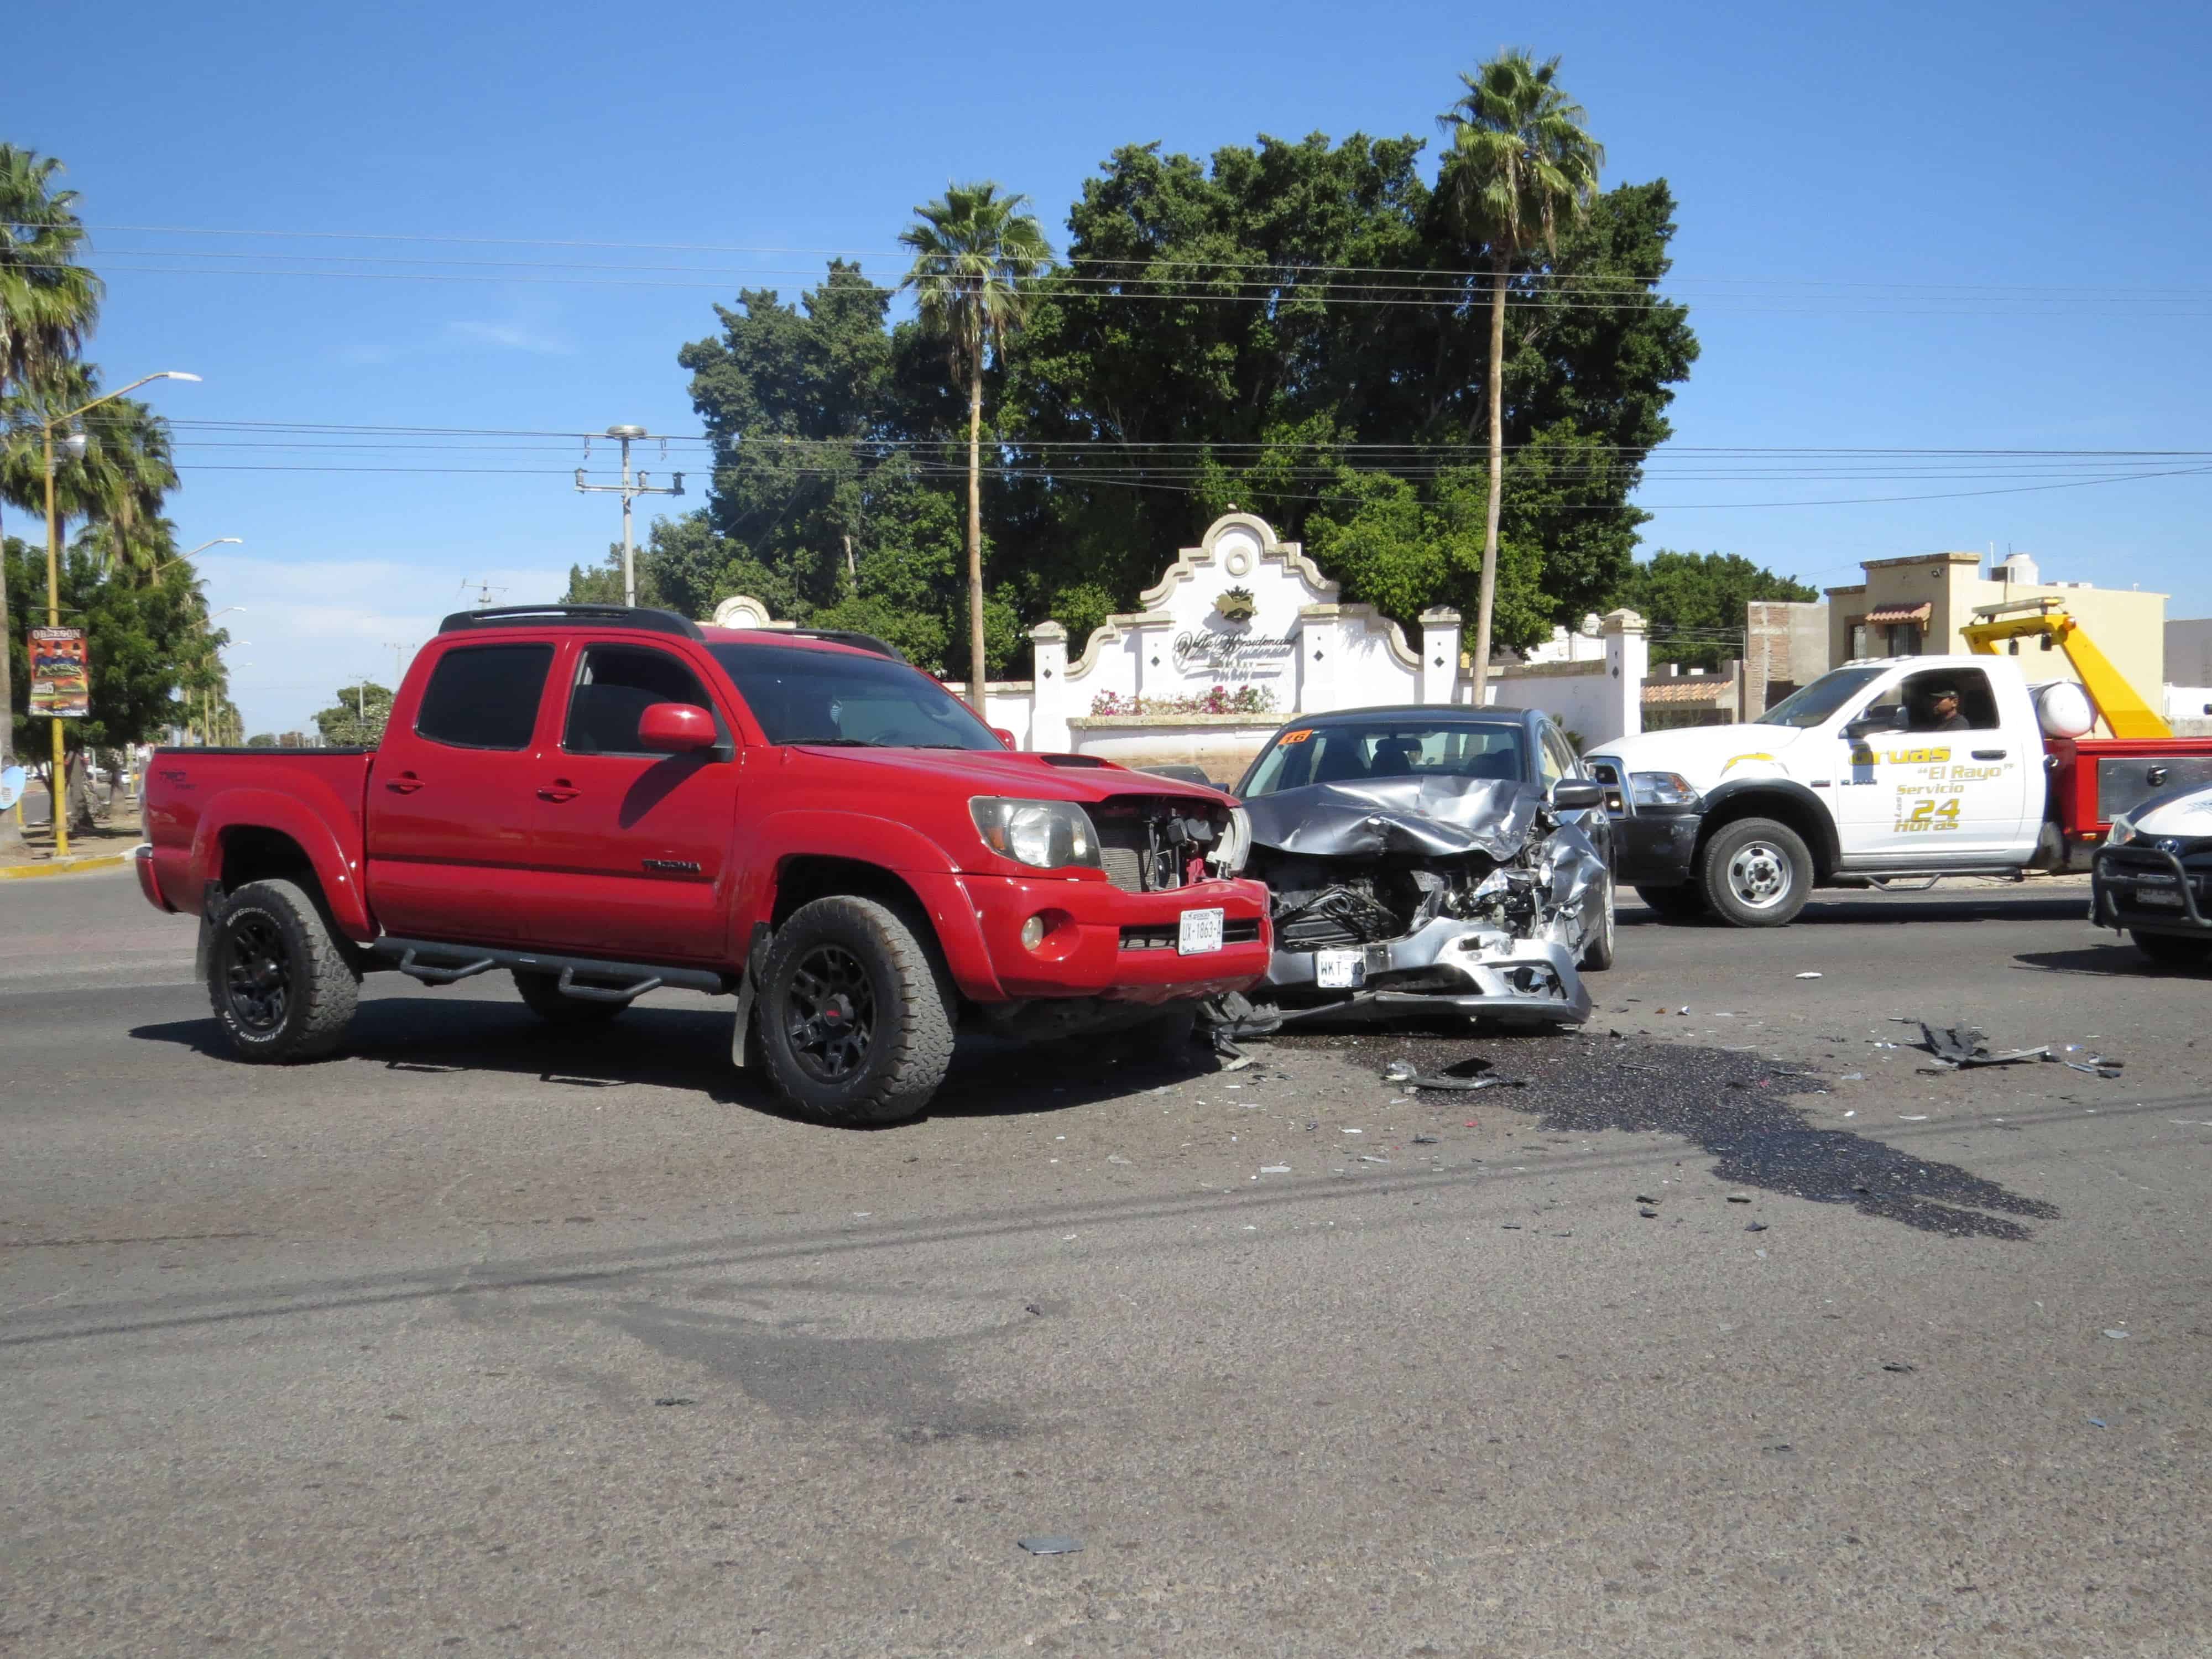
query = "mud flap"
(192, 881, 229, 984)
(728, 922, 773, 1068)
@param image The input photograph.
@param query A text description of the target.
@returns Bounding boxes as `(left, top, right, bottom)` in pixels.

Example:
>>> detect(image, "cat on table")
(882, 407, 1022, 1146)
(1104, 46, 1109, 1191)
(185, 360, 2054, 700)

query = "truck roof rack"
(782, 628, 907, 662)
(437, 604, 705, 640)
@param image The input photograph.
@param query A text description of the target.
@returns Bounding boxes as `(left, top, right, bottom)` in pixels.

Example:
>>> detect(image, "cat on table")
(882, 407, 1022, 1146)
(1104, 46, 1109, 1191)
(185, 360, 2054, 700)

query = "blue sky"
(14, 0, 2210, 731)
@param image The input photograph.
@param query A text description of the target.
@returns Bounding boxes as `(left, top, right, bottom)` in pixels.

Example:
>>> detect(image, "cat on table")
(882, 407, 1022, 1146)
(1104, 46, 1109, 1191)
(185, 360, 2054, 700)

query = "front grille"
(1090, 795, 1228, 894)
(1119, 919, 1263, 951)
(1100, 846, 1144, 893)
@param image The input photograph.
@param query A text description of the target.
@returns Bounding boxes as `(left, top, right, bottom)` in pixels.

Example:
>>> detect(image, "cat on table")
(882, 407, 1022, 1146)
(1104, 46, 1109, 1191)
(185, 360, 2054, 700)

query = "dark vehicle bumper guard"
(2091, 844, 2212, 937)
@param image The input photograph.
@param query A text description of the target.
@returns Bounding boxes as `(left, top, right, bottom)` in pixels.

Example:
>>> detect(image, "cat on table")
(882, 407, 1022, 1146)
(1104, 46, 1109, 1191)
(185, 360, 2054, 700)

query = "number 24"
(1907, 799, 1960, 823)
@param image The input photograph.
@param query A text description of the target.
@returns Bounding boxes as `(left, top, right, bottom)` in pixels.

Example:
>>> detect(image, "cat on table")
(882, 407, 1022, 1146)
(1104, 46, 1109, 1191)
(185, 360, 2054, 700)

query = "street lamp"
(38, 370, 200, 853)
(145, 536, 243, 578)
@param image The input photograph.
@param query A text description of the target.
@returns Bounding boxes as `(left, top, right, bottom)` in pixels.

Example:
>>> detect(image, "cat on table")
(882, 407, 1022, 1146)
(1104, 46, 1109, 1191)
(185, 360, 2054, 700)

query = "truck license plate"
(1178, 907, 1225, 954)
(1314, 948, 1365, 989)
(2135, 888, 2183, 907)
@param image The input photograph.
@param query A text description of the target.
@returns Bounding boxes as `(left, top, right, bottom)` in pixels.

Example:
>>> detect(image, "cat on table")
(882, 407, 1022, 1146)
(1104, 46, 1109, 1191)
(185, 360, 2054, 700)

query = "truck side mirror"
(1843, 707, 1903, 742)
(1551, 779, 1606, 811)
(992, 727, 1018, 750)
(638, 702, 719, 754)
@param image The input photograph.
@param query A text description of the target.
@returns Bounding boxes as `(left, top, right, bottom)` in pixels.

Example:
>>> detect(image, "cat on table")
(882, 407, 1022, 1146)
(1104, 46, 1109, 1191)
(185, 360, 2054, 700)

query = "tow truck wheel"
(207, 878, 360, 1062)
(1634, 884, 1707, 923)
(1579, 878, 1617, 971)
(2129, 930, 2212, 969)
(1700, 818, 1813, 928)
(757, 896, 955, 1126)
(512, 969, 627, 1025)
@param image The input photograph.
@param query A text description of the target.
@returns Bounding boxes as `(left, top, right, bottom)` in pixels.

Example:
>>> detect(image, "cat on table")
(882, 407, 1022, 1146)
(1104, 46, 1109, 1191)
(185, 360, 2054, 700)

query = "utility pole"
(383, 641, 412, 687)
(575, 425, 684, 608)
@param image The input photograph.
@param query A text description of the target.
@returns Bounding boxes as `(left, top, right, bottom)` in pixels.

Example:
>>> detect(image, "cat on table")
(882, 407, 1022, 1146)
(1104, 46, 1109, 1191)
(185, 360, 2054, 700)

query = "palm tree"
(0, 147, 103, 847)
(899, 183, 1050, 707)
(1439, 52, 1604, 698)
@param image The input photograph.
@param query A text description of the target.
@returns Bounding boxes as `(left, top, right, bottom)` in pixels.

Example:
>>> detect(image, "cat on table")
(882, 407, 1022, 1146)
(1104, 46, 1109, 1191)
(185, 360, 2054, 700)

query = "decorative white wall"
(706, 515, 1652, 760)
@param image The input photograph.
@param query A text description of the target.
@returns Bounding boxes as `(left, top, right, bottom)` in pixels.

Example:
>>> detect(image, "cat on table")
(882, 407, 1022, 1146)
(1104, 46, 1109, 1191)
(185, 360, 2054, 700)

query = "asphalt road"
(3, 869, 2209, 1657)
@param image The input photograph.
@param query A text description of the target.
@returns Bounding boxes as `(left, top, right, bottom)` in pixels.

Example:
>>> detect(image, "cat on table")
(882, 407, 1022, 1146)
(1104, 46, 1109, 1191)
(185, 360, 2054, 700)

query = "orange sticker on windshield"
(1279, 728, 1314, 745)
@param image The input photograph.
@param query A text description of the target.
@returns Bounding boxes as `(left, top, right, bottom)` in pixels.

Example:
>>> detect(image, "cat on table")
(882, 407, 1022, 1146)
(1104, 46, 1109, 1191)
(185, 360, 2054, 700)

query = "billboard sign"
(28, 626, 89, 718)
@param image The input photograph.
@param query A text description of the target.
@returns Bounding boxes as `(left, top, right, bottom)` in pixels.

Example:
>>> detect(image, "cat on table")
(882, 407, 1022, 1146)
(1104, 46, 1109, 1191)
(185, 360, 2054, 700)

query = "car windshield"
(708, 641, 1005, 750)
(1241, 721, 1527, 796)
(1755, 666, 1891, 730)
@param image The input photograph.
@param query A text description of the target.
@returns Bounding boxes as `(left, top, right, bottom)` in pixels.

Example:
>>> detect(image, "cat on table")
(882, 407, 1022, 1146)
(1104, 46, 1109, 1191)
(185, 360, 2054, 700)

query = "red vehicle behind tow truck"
(138, 606, 1270, 1124)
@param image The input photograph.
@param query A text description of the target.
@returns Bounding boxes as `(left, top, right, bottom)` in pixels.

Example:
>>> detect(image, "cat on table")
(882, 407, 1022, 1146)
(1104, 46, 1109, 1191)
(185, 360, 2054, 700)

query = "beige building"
(1824, 551, 2166, 707)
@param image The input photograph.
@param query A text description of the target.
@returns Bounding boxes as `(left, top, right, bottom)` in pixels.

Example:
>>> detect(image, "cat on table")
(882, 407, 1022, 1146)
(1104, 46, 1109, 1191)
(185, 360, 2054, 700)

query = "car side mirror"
(1843, 707, 1902, 742)
(1551, 779, 1606, 811)
(992, 727, 1018, 750)
(638, 702, 719, 754)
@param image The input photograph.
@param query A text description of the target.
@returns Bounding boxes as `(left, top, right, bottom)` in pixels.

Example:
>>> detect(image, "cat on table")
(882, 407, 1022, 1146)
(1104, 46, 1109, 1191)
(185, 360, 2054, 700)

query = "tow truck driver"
(1911, 683, 1970, 732)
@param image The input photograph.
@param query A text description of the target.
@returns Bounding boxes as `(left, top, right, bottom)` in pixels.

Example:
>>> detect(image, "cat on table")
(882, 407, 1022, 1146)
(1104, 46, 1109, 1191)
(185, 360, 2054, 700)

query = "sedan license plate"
(1314, 948, 1366, 989)
(1177, 907, 1225, 955)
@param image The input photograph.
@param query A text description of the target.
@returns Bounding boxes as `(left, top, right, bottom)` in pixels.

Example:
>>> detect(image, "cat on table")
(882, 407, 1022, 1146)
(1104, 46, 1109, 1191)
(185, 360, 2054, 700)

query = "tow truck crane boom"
(1960, 598, 2172, 740)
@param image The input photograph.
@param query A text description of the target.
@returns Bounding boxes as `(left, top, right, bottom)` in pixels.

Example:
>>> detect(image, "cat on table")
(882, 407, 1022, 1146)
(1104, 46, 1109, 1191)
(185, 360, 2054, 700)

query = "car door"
(1831, 666, 2032, 859)
(526, 639, 743, 965)
(1538, 718, 1611, 864)
(365, 638, 559, 943)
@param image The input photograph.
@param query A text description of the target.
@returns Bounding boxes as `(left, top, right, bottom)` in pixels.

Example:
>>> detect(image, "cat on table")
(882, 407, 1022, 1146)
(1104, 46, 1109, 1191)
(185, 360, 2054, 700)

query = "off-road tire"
(2129, 929, 2212, 969)
(1699, 818, 1813, 928)
(1634, 883, 1708, 923)
(758, 896, 954, 1126)
(1580, 878, 1618, 971)
(513, 969, 628, 1025)
(207, 878, 359, 1062)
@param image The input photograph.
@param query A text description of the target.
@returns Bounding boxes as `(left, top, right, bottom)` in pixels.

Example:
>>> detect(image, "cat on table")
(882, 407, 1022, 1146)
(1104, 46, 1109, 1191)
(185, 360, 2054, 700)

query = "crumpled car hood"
(1241, 776, 1542, 861)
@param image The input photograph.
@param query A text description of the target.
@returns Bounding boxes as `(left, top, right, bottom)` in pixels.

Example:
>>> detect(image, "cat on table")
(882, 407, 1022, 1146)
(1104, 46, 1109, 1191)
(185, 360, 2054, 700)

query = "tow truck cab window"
(1755, 665, 1891, 730)
(414, 643, 554, 750)
(564, 644, 719, 755)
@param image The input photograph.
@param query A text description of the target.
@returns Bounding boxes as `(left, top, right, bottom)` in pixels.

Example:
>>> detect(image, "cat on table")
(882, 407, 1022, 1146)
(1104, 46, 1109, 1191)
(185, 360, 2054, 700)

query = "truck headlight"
(2106, 811, 2136, 847)
(970, 798, 1104, 871)
(1630, 771, 1701, 810)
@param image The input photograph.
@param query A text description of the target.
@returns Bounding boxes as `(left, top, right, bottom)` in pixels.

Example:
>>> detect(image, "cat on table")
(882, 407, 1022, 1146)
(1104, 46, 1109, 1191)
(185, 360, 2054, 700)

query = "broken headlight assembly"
(970, 798, 1104, 872)
(1629, 771, 1700, 810)
(2105, 810, 2137, 847)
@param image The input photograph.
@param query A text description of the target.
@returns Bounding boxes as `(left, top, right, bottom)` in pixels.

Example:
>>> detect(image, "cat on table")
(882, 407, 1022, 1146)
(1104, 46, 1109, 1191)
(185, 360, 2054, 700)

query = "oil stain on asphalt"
(1285, 1030, 2060, 1241)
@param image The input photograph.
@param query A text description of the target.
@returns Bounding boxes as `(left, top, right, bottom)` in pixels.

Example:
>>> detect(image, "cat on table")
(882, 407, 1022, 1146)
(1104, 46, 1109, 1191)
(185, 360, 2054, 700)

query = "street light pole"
(575, 425, 683, 609)
(38, 371, 200, 855)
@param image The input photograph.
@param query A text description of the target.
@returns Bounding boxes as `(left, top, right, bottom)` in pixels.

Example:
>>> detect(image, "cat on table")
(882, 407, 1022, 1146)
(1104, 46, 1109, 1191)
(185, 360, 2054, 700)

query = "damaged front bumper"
(1264, 916, 1593, 1026)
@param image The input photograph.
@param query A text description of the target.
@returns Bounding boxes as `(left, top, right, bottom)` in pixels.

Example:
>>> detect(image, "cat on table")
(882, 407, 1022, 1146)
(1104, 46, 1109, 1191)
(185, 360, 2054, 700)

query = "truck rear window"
(415, 644, 554, 750)
(708, 642, 1003, 750)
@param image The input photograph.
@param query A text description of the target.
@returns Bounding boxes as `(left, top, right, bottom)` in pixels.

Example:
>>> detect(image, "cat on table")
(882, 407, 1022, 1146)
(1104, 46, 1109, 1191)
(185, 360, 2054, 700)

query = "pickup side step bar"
(368, 937, 731, 998)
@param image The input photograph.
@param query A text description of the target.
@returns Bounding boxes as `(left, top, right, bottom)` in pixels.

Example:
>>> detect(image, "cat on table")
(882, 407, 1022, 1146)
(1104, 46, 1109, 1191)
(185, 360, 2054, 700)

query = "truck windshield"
(708, 641, 1005, 750)
(1755, 666, 1890, 730)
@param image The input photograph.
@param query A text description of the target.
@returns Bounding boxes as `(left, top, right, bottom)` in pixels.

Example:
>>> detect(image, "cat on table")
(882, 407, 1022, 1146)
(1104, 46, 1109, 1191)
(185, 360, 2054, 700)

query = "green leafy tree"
(1618, 551, 1819, 670)
(1439, 49, 1605, 696)
(0, 148, 103, 848)
(246, 732, 276, 747)
(899, 184, 1050, 704)
(3, 536, 204, 823)
(313, 680, 393, 748)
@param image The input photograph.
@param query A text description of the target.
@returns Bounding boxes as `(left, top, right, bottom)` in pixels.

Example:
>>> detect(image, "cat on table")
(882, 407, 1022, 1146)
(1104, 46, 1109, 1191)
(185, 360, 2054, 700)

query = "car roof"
(1275, 704, 1540, 726)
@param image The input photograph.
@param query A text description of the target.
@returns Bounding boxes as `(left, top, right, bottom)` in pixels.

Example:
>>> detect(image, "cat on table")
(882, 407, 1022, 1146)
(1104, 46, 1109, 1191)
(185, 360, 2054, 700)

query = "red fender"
(735, 810, 1003, 1001)
(189, 785, 374, 942)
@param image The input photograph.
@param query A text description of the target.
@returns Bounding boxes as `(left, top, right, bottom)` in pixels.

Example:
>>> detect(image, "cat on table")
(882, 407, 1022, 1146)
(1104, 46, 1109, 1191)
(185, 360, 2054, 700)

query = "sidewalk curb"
(0, 852, 133, 881)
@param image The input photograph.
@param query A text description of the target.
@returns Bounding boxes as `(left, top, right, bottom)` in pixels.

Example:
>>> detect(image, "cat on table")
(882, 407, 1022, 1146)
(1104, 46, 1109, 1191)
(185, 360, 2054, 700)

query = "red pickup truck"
(138, 606, 1270, 1124)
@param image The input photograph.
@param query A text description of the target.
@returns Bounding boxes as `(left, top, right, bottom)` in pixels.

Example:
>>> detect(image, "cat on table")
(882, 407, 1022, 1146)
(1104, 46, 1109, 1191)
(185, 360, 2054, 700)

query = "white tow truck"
(1586, 601, 2212, 927)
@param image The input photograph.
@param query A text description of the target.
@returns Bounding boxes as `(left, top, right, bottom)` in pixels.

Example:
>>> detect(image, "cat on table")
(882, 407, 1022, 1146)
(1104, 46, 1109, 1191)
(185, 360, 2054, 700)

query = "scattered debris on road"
(1018, 1536, 1083, 1556)
(1379, 1056, 1524, 1091)
(1917, 1021, 2051, 1068)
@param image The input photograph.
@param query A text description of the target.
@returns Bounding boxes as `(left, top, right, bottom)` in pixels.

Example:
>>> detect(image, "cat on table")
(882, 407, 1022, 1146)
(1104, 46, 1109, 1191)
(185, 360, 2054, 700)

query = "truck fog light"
(1021, 915, 1047, 951)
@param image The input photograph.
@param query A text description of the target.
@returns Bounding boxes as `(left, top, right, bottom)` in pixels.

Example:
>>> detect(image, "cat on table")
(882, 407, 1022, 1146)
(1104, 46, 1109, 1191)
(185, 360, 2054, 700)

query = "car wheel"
(206, 878, 360, 1062)
(758, 896, 955, 1126)
(1700, 818, 1813, 928)
(513, 969, 628, 1025)
(2129, 929, 2212, 969)
(1634, 883, 1708, 923)
(1579, 878, 1617, 971)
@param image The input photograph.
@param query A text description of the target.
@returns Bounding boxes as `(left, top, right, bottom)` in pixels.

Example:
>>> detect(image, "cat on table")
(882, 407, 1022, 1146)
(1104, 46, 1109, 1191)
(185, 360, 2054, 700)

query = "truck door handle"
(385, 773, 425, 794)
(1971, 749, 2006, 760)
(537, 783, 580, 802)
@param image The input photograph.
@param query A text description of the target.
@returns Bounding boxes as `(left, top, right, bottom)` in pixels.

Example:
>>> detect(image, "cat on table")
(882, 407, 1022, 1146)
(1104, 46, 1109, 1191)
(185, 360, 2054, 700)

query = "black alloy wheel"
(785, 943, 878, 1082)
(222, 910, 292, 1034)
